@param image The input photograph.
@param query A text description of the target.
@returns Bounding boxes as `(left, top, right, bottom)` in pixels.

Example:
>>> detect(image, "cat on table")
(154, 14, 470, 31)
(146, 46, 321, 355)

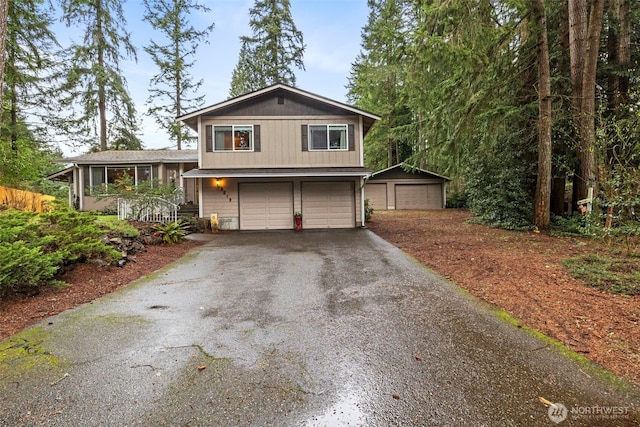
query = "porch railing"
(117, 197, 179, 223)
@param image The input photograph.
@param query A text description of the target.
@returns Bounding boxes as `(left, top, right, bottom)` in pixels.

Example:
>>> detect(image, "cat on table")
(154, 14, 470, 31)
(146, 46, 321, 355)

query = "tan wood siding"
(200, 117, 362, 169)
(364, 183, 388, 210)
(395, 184, 443, 210)
(301, 182, 355, 228)
(202, 178, 240, 224)
(239, 182, 294, 230)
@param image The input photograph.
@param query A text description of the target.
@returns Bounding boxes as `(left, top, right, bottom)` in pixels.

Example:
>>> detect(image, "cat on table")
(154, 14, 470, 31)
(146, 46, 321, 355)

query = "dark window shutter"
(253, 125, 261, 152)
(348, 124, 355, 151)
(206, 125, 213, 152)
(301, 124, 308, 151)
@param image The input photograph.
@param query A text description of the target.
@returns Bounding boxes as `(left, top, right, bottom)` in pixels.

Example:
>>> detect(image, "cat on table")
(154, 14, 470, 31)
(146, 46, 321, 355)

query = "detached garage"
(364, 163, 449, 210)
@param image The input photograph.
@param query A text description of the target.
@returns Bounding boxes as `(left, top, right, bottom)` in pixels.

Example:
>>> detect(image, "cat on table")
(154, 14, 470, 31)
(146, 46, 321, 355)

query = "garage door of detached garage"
(395, 184, 442, 210)
(302, 182, 355, 228)
(240, 182, 293, 230)
(364, 183, 387, 210)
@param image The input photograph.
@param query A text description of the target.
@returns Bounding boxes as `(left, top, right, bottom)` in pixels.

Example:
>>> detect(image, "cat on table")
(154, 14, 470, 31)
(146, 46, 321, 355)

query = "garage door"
(302, 182, 355, 228)
(395, 184, 442, 210)
(364, 183, 387, 210)
(239, 182, 293, 230)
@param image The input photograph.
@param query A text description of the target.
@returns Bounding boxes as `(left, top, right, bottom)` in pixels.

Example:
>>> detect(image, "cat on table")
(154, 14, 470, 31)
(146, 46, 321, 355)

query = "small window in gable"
(308, 125, 348, 151)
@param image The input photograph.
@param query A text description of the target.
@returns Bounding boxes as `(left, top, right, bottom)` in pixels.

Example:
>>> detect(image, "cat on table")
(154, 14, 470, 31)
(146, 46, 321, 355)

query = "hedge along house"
(49, 150, 199, 212)
(364, 163, 449, 210)
(178, 84, 380, 230)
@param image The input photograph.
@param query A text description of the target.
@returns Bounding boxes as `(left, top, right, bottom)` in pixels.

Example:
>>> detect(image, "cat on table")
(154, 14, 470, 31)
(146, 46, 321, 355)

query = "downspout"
(359, 115, 366, 227)
(77, 166, 84, 211)
(360, 176, 366, 227)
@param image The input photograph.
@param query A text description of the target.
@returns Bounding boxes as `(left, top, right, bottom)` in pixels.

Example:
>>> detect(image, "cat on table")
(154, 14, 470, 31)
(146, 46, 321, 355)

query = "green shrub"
(0, 241, 61, 296)
(550, 213, 603, 238)
(0, 207, 124, 296)
(94, 216, 140, 238)
(152, 221, 189, 245)
(446, 190, 468, 208)
(464, 148, 534, 230)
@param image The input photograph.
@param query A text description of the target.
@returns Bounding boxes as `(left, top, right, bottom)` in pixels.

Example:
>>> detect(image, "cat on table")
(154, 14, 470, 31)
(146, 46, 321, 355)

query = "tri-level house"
(178, 84, 380, 230)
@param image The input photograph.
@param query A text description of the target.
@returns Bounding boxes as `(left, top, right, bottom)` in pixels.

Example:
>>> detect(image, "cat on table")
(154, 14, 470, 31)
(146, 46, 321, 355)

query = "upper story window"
(206, 125, 254, 152)
(309, 124, 348, 150)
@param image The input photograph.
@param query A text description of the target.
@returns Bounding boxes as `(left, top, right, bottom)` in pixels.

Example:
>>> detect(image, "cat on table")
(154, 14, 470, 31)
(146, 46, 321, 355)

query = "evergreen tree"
(229, 0, 305, 97)
(0, 0, 9, 127)
(143, 0, 214, 150)
(5, 0, 59, 146)
(347, 0, 412, 171)
(0, 0, 63, 188)
(60, 0, 141, 151)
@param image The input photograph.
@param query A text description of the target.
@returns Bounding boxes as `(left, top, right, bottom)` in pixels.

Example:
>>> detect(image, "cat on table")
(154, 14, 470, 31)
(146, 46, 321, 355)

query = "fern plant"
(152, 221, 189, 245)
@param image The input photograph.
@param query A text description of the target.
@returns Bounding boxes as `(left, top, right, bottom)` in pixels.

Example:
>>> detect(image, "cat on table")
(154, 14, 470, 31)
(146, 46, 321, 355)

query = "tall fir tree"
(0, 0, 63, 188)
(143, 0, 214, 150)
(60, 0, 141, 151)
(347, 0, 412, 171)
(229, 0, 304, 97)
(0, 0, 9, 128)
(5, 0, 59, 144)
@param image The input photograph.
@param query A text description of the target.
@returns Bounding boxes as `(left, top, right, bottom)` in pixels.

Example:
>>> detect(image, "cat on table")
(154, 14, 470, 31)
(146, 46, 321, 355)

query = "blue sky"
(54, 0, 370, 153)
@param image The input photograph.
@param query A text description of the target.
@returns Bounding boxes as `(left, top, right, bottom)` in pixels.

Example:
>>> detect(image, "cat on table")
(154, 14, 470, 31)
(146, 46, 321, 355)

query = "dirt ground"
(1, 210, 639, 387)
(367, 209, 640, 387)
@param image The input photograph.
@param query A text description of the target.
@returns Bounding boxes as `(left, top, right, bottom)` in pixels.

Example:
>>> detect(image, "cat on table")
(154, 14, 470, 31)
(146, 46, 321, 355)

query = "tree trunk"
(174, 18, 182, 151)
(607, 0, 630, 112)
(568, 0, 604, 204)
(533, 0, 552, 231)
(551, 177, 566, 215)
(97, 0, 108, 151)
(0, 0, 9, 136)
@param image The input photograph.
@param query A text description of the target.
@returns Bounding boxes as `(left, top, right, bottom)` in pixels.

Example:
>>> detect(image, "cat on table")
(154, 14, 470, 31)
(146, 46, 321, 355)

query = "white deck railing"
(117, 197, 179, 223)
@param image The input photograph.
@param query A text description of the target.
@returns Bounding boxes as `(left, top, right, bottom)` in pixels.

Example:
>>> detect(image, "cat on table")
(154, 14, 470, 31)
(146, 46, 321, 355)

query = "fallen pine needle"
(539, 396, 556, 407)
(50, 372, 69, 386)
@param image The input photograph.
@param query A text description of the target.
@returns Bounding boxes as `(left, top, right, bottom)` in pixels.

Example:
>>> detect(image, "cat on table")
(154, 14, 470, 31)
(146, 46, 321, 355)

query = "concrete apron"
(1, 230, 639, 426)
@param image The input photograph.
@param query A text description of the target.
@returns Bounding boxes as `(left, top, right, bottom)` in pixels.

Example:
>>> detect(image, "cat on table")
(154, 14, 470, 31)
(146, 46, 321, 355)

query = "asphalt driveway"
(1, 230, 639, 426)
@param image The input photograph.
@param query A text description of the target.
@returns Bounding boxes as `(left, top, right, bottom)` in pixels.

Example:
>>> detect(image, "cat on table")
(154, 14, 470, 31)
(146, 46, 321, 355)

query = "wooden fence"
(0, 185, 55, 212)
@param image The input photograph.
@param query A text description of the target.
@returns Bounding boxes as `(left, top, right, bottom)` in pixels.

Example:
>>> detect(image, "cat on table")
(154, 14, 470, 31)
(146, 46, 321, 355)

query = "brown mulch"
(367, 209, 640, 387)
(0, 239, 203, 342)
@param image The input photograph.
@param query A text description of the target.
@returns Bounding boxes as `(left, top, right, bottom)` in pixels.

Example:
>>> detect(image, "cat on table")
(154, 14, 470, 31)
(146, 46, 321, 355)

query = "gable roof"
(56, 149, 198, 165)
(178, 83, 381, 135)
(370, 163, 450, 181)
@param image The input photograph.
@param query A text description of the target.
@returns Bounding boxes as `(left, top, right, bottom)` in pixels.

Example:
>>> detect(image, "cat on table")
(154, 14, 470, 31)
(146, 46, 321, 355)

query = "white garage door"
(302, 182, 355, 228)
(364, 183, 387, 210)
(395, 184, 442, 210)
(239, 182, 293, 230)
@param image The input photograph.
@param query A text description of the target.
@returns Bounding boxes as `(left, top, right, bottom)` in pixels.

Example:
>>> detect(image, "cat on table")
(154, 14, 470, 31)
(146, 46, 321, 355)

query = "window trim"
(307, 124, 349, 151)
(88, 165, 153, 192)
(207, 124, 255, 152)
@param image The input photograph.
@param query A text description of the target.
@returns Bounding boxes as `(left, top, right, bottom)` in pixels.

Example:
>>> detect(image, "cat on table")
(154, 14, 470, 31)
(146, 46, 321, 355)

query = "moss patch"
(0, 328, 63, 382)
(490, 308, 635, 391)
